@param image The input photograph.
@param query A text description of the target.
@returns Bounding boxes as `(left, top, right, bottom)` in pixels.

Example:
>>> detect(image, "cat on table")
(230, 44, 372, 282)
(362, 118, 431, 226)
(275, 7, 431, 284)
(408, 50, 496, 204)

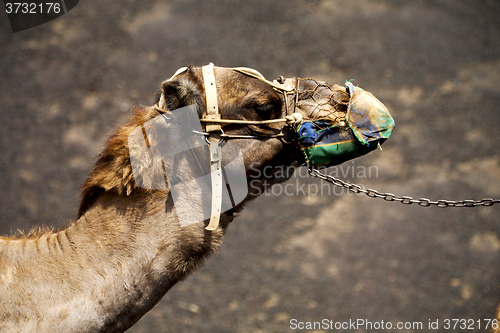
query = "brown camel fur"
(0, 65, 349, 332)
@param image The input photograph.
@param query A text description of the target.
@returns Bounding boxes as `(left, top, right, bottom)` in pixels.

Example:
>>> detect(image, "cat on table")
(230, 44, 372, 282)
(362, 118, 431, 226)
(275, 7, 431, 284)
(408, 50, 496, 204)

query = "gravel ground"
(1, 1, 500, 332)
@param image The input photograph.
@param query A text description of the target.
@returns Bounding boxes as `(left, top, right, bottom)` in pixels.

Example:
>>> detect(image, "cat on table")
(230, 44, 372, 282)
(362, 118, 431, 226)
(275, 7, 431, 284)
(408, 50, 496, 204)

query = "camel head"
(156, 65, 354, 183)
(156, 64, 392, 185)
(80, 64, 393, 229)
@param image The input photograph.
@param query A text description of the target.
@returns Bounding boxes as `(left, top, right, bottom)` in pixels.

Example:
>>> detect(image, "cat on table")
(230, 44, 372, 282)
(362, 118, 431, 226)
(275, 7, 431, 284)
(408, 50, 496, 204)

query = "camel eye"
(254, 104, 275, 113)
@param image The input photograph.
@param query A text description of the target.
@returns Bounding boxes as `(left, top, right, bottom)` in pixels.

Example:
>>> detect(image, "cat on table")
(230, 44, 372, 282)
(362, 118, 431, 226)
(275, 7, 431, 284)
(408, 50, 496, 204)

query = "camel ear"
(161, 79, 201, 111)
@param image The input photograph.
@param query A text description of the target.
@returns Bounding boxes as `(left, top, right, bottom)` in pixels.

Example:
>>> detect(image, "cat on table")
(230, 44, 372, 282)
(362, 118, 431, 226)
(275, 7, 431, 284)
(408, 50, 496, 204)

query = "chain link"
(308, 167, 500, 208)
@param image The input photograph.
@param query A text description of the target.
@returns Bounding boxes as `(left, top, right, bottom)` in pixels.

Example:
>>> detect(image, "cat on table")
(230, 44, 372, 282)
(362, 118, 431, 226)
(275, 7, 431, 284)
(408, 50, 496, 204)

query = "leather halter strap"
(232, 67, 295, 93)
(202, 63, 221, 133)
(202, 63, 223, 231)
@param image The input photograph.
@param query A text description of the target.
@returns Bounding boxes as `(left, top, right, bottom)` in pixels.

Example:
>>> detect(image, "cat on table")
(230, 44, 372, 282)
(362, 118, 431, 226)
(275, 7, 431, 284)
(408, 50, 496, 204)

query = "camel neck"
(0, 191, 226, 332)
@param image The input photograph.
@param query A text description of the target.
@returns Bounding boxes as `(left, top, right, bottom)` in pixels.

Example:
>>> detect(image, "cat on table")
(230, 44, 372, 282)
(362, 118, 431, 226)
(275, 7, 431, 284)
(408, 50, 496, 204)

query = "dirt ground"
(1, 0, 500, 332)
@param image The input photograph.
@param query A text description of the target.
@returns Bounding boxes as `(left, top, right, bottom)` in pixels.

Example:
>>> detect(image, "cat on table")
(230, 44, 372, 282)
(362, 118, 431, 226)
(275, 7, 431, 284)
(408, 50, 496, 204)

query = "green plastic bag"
(297, 82, 394, 167)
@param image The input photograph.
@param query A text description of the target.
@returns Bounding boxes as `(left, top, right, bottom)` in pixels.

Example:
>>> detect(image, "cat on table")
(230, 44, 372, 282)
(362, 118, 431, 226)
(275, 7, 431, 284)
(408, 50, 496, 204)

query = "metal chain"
(308, 167, 500, 207)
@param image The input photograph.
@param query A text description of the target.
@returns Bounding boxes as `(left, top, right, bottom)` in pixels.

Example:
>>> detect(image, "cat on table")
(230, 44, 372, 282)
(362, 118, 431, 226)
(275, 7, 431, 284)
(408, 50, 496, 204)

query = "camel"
(0, 64, 366, 332)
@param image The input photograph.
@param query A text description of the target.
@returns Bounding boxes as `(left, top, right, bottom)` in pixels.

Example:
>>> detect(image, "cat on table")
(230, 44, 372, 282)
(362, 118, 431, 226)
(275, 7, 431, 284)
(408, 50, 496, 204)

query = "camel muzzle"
(296, 81, 395, 167)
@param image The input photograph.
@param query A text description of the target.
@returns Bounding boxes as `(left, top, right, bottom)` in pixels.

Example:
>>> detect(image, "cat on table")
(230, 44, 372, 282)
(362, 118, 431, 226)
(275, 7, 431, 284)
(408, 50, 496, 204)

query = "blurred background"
(1, 0, 500, 332)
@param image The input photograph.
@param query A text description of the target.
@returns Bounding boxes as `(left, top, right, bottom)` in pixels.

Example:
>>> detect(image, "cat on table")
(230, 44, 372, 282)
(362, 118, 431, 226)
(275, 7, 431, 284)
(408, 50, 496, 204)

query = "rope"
(199, 112, 303, 126)
(199, 118, 287, 125)
(155, 105, 304, 127)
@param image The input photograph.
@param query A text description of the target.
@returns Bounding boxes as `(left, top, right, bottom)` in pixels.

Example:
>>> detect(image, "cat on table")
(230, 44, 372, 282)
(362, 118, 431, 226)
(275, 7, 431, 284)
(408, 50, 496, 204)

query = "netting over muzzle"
(293, 80, 395, 167)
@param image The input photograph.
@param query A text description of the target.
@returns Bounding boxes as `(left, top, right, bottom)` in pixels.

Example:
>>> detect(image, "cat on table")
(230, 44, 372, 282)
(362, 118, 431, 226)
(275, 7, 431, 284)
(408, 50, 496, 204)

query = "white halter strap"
(202, 63, 221, 133)
(232, 67, 295, 93)
(202, 63, 223, 231)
